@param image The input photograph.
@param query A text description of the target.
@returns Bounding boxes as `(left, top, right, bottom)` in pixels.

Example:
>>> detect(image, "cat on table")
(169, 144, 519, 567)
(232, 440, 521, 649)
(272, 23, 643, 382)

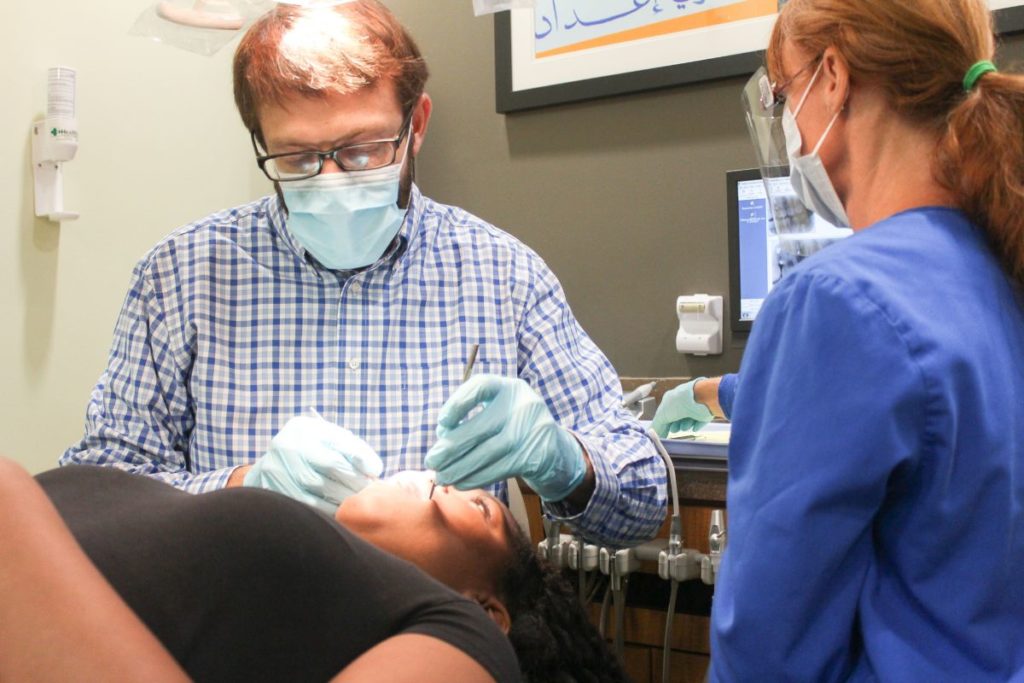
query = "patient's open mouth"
(383, 470, 436, 500)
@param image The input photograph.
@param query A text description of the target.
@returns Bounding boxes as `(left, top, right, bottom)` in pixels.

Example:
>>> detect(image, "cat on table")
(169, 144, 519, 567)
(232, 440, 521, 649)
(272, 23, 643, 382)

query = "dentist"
(61, 0, 666, 547)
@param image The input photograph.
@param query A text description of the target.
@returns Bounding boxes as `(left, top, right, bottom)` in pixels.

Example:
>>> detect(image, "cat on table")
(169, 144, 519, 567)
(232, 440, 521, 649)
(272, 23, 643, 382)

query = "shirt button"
(349, 281, 362, 294)
(348, 359, 361, 370)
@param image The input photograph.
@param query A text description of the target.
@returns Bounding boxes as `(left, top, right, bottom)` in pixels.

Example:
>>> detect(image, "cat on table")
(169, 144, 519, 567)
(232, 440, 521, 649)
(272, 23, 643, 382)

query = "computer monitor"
(727, 168, 854, 332)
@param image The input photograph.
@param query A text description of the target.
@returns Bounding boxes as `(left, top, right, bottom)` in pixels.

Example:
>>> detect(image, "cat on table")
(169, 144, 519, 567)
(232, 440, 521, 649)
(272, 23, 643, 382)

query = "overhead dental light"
(155, 0, 246, 30)
(133, 1, 515, 57)
(275, 1, 357, 6)
(129, 0, 363, 55)
(130, 0, 274, 55)
(154, 0, 357, 28)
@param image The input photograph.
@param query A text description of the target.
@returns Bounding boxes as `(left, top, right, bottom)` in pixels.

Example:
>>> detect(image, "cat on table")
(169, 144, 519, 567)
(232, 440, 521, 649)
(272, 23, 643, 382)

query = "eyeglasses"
(253, 109, 414, 182)
(757, 56, 822, 113)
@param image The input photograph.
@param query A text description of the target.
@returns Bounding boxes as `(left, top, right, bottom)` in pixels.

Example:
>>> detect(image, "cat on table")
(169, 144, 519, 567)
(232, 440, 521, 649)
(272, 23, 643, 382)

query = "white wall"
(0, 1, 268, 473)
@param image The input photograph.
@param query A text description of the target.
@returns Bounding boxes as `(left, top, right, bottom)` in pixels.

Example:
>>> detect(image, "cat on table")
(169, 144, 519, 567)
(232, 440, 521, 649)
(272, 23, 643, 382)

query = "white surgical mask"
(282, 155, 408, 271)
(783, 62, 850, 228)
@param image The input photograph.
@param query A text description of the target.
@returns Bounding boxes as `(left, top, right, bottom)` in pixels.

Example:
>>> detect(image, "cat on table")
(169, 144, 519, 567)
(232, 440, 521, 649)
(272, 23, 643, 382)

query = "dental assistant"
(706, 1, 1024, 681)
(60, 0, 666, 548)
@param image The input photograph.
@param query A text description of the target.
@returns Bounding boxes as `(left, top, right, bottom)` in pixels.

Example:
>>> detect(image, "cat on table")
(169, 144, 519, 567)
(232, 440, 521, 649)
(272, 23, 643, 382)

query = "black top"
(37, 466, 520, 682)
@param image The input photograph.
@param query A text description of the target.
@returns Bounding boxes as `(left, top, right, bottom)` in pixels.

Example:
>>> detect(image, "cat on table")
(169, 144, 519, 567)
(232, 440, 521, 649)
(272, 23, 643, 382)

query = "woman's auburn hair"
(233, 0, 428, 144)
(769, 0, 1024, 286)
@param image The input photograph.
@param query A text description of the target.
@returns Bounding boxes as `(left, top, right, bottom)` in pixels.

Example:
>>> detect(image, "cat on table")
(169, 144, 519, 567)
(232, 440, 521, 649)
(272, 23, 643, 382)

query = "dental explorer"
(429, 343, 480, 500)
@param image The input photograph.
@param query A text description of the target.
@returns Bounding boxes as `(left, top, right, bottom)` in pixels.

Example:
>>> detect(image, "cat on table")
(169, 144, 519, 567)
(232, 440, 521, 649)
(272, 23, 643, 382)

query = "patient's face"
(336, 480, 513, 594)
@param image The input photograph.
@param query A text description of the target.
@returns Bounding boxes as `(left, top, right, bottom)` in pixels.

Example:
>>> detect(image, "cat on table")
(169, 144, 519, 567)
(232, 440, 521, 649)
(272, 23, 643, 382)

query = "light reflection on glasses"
(253, 108, 414, 182)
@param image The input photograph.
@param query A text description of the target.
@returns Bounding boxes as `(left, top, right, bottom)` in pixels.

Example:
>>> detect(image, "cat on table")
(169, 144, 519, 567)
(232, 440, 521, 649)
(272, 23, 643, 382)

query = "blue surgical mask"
(282, 154, 408, 270)
(783, 62, 851, 228)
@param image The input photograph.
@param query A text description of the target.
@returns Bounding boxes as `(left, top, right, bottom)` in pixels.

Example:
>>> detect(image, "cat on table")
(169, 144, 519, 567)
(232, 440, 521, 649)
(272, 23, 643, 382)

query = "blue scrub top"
(710, 208, 1024, 682)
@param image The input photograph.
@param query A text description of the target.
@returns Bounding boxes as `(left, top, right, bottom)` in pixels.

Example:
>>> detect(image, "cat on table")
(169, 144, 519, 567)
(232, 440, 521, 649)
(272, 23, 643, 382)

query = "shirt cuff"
(540, 432, 616, 527)
(718, 373, 739, 420)
(179, 466, 236, 494)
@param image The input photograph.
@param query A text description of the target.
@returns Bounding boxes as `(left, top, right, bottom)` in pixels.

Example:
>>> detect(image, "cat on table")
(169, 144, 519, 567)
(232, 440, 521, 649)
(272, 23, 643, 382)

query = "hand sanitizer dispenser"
(675, 294, 723, 356)
(32, 66, 79, 222)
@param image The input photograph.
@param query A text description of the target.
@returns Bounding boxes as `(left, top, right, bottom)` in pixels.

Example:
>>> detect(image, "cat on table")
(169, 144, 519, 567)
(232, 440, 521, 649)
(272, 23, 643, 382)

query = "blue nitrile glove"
(244, 413, 384, 514)
(425, 375, 586, 502)
(651, 378, 714, 438)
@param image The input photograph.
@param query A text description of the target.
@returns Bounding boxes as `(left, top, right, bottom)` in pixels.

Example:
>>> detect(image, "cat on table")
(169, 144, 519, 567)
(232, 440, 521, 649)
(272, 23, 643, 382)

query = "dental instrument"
(428, 344, 480, 500)
(462, 343, 479, 382)
(621, 380, 656, 409)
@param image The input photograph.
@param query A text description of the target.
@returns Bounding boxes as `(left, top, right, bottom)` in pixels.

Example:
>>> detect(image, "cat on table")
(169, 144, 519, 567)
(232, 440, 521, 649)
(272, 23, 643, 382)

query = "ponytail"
(936, 70, 1024, 286)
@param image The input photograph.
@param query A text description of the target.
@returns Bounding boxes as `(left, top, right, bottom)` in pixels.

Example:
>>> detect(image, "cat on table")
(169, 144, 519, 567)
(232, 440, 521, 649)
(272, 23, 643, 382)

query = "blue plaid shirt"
(61, 186, 666, 546)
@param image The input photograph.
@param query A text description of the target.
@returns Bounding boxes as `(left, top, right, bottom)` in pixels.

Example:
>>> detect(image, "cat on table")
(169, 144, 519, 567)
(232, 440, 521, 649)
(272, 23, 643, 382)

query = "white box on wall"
(675, 294, 723, 356)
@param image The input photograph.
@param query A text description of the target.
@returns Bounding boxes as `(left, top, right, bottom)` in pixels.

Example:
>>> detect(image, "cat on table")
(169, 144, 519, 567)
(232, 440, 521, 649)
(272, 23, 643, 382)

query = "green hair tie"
(963, 60, 997, 92)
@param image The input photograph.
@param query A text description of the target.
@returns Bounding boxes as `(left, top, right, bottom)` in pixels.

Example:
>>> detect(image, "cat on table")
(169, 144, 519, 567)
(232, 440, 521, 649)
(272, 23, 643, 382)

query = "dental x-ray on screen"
(727, 168, 854, 332)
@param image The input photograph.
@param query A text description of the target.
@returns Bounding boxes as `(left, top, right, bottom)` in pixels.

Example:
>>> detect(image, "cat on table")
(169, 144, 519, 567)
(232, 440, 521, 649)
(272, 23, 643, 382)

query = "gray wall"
(390, 2, 1024, 380)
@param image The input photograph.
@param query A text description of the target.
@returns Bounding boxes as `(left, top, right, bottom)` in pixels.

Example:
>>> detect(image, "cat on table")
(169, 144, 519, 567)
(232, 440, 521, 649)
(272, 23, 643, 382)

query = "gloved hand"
(651, 378, 714, 438)
(244, 413, 384, 514)
(425, 375, 586, 502)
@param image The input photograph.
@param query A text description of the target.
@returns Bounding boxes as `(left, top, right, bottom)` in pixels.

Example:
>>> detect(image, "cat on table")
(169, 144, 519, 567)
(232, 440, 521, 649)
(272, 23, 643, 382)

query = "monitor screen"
(727, 169, 854, 332)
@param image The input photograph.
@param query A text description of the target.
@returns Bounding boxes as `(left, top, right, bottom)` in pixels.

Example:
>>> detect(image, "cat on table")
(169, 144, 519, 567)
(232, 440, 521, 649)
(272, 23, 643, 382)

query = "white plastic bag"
(472, 0, 534, 17)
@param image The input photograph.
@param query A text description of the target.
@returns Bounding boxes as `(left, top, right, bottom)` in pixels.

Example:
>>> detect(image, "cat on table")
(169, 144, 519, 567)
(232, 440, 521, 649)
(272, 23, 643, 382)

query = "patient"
(0, 458, 626, 683)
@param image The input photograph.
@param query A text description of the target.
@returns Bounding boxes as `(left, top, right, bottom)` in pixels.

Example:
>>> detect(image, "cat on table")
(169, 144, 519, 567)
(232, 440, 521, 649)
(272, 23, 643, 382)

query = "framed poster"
(495, 0, 1024, 113)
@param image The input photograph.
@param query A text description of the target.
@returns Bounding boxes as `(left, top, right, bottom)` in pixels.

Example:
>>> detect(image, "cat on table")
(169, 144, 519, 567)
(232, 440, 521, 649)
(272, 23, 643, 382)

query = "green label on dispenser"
(50, 127, 77, 141)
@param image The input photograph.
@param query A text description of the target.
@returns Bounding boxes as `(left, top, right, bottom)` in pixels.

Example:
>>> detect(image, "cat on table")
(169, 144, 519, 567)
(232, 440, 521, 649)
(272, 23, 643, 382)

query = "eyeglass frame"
(757, 54, 823, 114)
(251, 106, 416, 182)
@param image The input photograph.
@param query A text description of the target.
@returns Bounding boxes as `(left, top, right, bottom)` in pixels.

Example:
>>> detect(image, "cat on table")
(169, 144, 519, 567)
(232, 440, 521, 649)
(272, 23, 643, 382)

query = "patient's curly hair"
(497, 528, 629, 683)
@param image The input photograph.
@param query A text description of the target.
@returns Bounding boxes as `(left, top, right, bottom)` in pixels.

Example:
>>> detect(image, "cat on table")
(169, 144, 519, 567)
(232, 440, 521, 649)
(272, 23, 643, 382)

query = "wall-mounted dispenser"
(32, 66, 79, 223)
(675, 294, 723, 356)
